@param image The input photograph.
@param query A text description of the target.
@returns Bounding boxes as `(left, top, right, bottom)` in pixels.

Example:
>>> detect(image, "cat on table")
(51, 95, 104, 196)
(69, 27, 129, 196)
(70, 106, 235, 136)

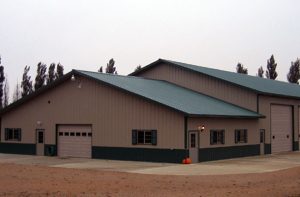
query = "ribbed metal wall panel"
(138, 63, 257, 111)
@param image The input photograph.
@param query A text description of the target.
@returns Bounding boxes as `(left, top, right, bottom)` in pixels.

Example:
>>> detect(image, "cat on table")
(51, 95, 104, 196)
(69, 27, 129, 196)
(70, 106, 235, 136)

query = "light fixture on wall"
(198, 125, 205, 132)
(71, 74, 82, 88)
(37, 121, 42, 126)
(71, 74, 76, 81)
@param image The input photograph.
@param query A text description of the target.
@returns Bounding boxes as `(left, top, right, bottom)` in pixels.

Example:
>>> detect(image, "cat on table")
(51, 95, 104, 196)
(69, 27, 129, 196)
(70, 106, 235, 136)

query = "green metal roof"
(75, 70, 263, 118)
(153, 59, 300, 99)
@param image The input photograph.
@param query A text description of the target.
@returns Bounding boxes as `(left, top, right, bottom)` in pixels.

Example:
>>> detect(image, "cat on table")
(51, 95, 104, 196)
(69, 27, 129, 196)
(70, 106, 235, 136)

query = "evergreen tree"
(257, 66, 264, 78)
(47, 63, 56, 85)
(55, 63, 64, 79)
(265, 55, 278, 80)
(34, 62, 47, 90)
(236, 62, 248, 74)
(3, 75, 9, 107)
(98, 66, 103, 73)
(0, 57, 5, 109)
(287, 59, 300, 84)
(13, 82, 21, 102)
(21, 66, 33, 97)
(134, 65, 142, 72)
(105, 58, 117, 74)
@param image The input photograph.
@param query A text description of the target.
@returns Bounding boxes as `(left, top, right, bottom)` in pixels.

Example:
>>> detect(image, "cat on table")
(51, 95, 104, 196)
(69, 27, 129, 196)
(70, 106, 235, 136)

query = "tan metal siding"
(270, 105, 293, 153)
(188, 117, 259, 148)
(1, 76, 184, 149)
(137, 63, 257, 111)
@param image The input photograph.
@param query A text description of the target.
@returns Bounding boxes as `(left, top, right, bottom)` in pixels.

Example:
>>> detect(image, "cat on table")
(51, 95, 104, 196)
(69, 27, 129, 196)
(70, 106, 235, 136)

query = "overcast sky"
(1, 0, 300, 97)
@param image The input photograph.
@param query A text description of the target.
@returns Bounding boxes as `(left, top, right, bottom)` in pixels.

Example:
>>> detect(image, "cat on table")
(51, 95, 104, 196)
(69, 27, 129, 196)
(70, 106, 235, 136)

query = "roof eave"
(187, 114, 265, 119)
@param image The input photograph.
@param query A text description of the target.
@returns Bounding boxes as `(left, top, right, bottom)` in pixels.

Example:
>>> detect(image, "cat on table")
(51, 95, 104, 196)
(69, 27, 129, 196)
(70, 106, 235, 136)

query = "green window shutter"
(18, 129, 22, 141)
(132, 130, 137, 145)
(245, 130, 248, 143)
(210, 131, 213, 145)
(235, 130, 238, 144)
(4, 128, 8, 141)
(151, 130, 157, 145)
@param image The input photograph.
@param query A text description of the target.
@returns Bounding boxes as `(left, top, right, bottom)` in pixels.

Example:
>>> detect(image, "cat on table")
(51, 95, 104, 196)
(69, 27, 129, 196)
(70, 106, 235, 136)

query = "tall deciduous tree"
(3, 75, 9, 107)
(134, 65, 142, 72)
(105, 58, 117, 74)
(265, 55, 278, 80)
(34, 62, 47, 90)
(55, 63, 64, 79)
(0, 57, 5, 109)
(21, 66, 33, 97)
(287, 59, 300, 84)
(47, 63, 56, 85)
(13, 82, 21, 102)
(236, 63, 248, 74)
(257, 66, 264, 78)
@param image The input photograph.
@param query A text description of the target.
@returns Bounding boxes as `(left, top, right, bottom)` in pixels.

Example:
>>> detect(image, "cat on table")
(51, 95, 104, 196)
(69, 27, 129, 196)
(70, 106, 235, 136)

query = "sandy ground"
(0, 163, 300, 197)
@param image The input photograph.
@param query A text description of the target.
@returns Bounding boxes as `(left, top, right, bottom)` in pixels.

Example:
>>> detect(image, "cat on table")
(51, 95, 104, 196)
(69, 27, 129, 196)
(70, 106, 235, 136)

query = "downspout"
(184, 116, 188, 157)
(0, 117, 1, 142)
(256, 94, 260, 113)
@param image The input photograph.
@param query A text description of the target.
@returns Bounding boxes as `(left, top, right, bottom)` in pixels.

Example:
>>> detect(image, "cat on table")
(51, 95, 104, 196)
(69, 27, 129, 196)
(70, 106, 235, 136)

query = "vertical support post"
(184, 116, 188, 157)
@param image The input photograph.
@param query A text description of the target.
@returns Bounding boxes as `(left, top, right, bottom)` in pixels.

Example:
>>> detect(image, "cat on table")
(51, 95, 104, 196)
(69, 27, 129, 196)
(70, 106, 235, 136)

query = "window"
(132, 130, 157, 145)
(59, 132, 63, 136)
(38, 131, 44, 143)
(70, 132, 75, 136)
(88, 133, 92, 137)
(210, 130, 225, 145)
(65, 132, 69, 136)
(235, 129, 248, 143)
(5, 128, 22, 141)
(76, 132, 81, 136)
(82, 132, 87, 136)
(190, 133, 196, 148)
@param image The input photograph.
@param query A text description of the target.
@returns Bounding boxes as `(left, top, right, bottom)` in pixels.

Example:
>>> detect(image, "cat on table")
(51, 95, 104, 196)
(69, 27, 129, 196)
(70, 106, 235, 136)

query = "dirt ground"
(0, 163, 300, 197)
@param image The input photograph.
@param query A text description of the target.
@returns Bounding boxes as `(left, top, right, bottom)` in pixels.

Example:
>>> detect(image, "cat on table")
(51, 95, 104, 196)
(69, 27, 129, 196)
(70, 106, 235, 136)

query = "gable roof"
(130, 59, 300, 99)
(75, 70, 263, 118)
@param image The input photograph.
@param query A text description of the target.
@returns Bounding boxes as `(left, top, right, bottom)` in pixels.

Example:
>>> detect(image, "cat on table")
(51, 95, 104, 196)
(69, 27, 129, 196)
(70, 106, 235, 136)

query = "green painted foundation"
(293, 141, 299, 151)
(264, 144, 271, 154)
(198, 144, 260, 162)
(92, 146, 188, 163)
(0, 142, 36, 155)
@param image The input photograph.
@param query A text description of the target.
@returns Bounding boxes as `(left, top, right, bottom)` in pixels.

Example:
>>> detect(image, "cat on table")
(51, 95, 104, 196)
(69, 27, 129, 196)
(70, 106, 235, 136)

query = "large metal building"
(0, 59, 299, 163)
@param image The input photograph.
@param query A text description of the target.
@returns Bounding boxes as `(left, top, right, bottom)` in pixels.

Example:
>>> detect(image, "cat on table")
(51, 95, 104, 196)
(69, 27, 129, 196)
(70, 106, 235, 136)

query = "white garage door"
(271, 105, 293, 153)
(58, 125, 92, 158)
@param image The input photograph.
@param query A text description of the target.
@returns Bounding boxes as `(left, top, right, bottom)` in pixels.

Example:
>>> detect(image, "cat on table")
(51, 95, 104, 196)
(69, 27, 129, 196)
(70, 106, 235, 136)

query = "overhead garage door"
(58, 125, 92, 158)
(271, 105, 293, 153)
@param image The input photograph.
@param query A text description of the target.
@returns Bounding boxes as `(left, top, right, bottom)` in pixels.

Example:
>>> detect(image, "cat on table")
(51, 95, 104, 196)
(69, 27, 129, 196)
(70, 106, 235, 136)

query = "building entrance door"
(36, 129, 44, 156)
(189, 131, 199, 163)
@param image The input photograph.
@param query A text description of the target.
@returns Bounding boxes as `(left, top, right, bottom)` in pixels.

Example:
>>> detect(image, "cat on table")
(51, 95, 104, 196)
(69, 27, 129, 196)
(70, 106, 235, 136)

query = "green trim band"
(92, 146, 187, 163)
(293, 141, 299, 151)
(0, 142, 36, 155)
(44, 144, 57, 156)
(264, 144, 271, 154)
(199, 144, 260, 162)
